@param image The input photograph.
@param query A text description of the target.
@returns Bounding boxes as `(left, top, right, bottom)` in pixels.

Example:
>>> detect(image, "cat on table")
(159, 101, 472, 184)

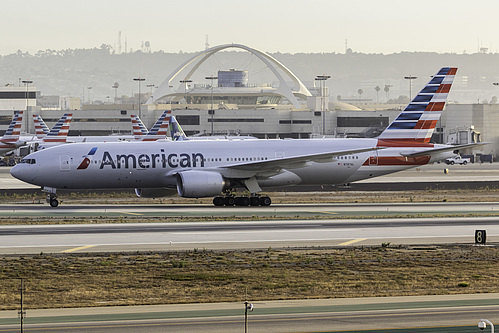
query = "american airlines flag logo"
(77, 147, 98, 170)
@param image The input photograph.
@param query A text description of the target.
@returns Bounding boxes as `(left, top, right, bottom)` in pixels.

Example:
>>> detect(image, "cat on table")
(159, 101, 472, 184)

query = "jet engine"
(134, 188, 177, 198)
(176, 170, 228, 198)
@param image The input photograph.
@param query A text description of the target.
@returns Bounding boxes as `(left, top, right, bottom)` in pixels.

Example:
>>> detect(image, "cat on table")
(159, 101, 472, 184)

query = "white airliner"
(0, 111, 24, 156)
(132, 110, 171, 141)
(30, 113, 73, 150)
(11, 67, 471, 207)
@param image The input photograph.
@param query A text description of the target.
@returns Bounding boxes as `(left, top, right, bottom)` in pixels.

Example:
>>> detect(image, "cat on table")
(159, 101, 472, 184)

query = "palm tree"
(375, 86, 380, 103)
(384, 85, 391, 101)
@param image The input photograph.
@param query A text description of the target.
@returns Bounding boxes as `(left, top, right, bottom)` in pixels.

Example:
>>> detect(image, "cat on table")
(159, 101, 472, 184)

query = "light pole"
(19, 278, 26, 333)
(146, 83, 155, 96)
(133, 77, 145, 118)
(112, 82, 119, 102)
(22, 80, 33, 133)
(87, 86, 92, 104)
(244, 301, 253, 333)
(179, 79, 192, 105)
(479, 319, 495, 332)
(404, 75, 417, 101)
(205, 75, 218, 135)
(315, 75, 331, 136)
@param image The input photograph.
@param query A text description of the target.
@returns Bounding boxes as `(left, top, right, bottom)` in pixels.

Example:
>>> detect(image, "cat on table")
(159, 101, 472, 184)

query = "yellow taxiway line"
(338, 238, 367, 246)
(62, 245, 97, 253)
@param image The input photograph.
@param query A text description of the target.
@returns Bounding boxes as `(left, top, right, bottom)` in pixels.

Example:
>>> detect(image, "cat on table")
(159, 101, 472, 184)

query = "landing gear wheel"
(259, 196, 271, 206)
(49, 198, 59, 207)
(213, 196, 225, 206)
(224, 196, 235, 206)
(250, 196, 260, 206)
(236, 197, 250, 206)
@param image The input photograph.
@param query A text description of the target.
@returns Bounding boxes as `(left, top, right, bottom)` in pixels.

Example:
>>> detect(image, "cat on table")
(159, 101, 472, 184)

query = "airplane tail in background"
(33, 114, 50, 139)
(140, 110, 171, 141)
(130, 115, 149, 139)
(169, 115, 188, 141)
(377, 67, 457, 145)
(42, 113, 73, 143)
(1, 111, 23, 143)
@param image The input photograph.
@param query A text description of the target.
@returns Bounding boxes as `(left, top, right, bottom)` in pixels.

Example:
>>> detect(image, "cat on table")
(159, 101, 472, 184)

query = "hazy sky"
(2, 0, 498, 55)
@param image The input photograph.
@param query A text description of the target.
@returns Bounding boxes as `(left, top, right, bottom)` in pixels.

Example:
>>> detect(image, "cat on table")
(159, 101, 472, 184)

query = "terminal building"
(0, 44, 496, 157)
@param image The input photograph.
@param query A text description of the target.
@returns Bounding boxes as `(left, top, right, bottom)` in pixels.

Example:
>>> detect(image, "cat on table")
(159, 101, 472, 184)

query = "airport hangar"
(0, 44, 495, 157)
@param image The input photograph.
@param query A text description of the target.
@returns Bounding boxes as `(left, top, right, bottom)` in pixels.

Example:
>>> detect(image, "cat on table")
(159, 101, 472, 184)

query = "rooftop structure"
(146, 44, 312, 108)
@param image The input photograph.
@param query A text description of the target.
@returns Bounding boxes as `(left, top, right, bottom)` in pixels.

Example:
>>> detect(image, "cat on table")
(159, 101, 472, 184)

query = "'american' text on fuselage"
(99, 150, 205, 169)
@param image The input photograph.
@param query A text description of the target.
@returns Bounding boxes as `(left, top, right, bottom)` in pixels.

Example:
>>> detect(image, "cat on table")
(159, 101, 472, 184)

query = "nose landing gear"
(43, 187, 59, 207)
(47, 194, 59, 207)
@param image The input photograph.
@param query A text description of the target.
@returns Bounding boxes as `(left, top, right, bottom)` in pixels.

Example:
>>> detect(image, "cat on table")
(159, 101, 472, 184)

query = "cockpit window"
(20, 158, 36, 164)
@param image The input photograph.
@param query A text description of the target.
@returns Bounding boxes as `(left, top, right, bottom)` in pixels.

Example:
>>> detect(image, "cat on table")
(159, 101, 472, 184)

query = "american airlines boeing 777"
(11, 67, 468, 207)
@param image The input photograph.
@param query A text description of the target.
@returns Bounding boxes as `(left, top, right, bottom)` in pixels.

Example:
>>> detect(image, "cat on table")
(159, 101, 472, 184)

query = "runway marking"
(117, 211, 143, 216)
(308, 211, 338, 215)
(338, 238, 367, 246)
(62, 245, 97, 253)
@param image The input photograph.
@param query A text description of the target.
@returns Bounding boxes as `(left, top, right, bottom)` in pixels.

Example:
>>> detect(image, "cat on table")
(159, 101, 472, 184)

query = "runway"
(0, 214, 498, 254)
(1, 294, 498, 332)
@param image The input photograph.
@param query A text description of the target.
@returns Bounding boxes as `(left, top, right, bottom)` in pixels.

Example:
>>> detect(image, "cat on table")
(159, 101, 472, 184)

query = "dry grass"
(1, 245, 498, 310)
(4, 187, 499, 207)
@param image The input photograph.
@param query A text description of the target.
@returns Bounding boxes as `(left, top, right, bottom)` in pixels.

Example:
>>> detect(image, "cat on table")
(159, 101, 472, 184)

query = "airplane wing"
(222, 146, 380, 172)
(400, 142, 488, 158)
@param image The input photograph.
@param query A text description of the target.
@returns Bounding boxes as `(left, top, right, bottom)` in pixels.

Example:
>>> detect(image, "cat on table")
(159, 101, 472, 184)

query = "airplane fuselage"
(11, 138, 455, 193)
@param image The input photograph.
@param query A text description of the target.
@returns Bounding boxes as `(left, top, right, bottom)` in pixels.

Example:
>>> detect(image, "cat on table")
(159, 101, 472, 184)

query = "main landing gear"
(213, 194, 271, 207)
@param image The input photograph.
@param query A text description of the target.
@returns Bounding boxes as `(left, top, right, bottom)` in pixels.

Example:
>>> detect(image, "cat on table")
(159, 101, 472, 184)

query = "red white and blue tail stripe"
(1, 111, 23, 143)
(33, 114, 50, 139)
(377, 67, 457, 144)
(43, 113, 73, 143)
(130, 115, 149, 139)
(140, 110, 171, 141)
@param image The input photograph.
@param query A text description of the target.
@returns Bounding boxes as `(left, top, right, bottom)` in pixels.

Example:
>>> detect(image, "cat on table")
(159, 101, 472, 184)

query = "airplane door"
(59, 155, 70, 171)
(369, 151, 378, 165)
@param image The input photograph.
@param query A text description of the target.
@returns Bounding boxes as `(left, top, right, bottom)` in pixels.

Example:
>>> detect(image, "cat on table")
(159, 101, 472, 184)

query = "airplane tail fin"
(130, 115, 148, 139)
(43, 113, 73, 143)
(377, 67, 457, 145)
(1, 111, 23, 143)
(33, 114, 50, 139)
(169, 115, 188, 141)
(141, 110, 171, 141)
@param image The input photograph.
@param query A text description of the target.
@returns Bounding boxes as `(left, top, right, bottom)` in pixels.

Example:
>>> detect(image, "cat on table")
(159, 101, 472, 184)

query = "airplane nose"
(10, 164, 22, 180)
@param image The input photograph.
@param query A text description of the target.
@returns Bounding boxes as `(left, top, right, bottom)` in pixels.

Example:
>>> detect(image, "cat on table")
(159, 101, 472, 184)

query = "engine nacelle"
(176, 170, 228, 198)
(134, 188, 177, 198)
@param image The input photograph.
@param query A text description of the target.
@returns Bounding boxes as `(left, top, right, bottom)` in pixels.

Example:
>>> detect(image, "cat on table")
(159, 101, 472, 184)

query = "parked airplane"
(131, 115, 148, 139)
(12, 67, 470, 207)
(132, 110, 172, 141)
(29, 113, 73, 150)
(169, 115, 256, 141)
(0, 111, 24, 156)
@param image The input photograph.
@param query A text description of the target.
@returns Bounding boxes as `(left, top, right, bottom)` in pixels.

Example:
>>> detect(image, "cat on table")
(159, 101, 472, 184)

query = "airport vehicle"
(12, 67, 469, 207)
(0, 111, 24, 156)
(445, 155, 470, 165)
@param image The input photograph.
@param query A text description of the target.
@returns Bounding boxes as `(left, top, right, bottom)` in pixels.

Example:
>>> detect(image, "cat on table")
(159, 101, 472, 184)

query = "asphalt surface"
(1, 294, 498, 332)
(0, 214, 498, 253)
(1, 164, 498, 332)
